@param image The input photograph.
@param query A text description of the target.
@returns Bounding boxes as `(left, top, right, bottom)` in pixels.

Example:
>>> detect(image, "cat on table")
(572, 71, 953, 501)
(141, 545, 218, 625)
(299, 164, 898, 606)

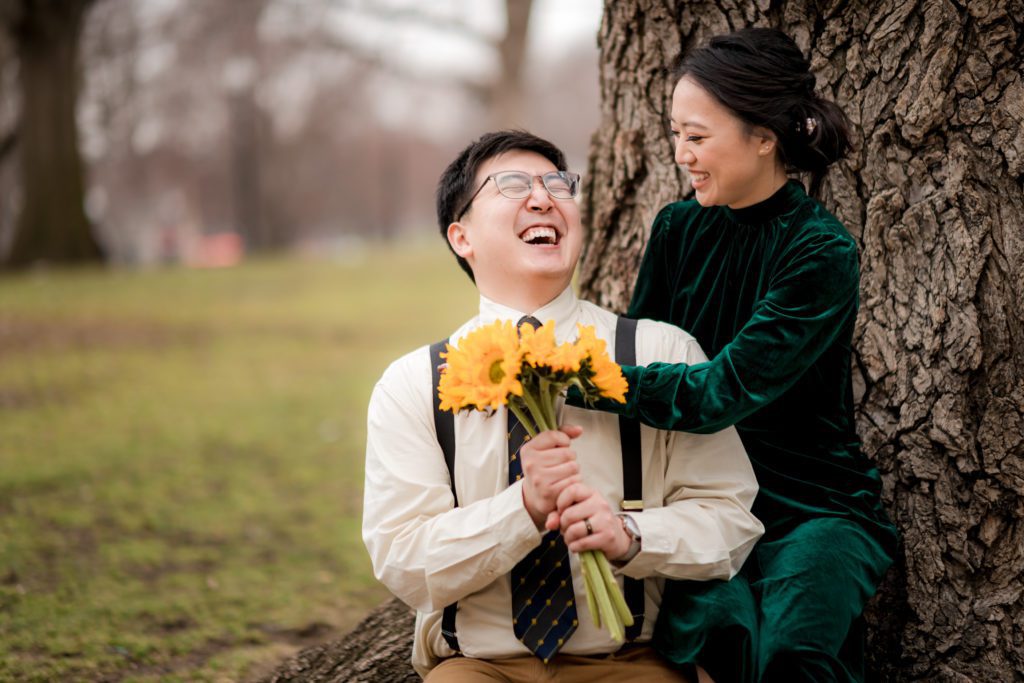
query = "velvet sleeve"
(623, 223, 860, 435)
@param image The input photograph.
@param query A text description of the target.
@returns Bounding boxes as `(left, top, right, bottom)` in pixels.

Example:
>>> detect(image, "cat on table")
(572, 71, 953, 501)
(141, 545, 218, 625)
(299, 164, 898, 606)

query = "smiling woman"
(578, 28, 899, 683)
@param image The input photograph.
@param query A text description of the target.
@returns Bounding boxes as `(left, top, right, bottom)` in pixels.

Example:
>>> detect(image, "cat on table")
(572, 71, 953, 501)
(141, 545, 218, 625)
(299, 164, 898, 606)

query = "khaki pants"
(424, 645, 693, 682)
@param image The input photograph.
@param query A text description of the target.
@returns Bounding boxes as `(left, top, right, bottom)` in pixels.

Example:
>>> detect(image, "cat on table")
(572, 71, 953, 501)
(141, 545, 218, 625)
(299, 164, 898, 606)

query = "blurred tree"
(490, 0, 532, 128)
(1, 0, 103, 267)
(328, 0, 535, 128)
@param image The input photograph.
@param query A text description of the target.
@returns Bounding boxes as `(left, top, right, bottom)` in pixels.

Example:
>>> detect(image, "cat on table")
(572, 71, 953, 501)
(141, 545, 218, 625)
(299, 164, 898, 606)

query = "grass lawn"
(0, 244, 477, 682)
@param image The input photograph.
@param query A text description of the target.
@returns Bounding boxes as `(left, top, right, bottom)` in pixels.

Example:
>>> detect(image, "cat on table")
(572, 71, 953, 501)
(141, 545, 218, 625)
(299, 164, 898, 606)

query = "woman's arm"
(620, 212, 860, 434)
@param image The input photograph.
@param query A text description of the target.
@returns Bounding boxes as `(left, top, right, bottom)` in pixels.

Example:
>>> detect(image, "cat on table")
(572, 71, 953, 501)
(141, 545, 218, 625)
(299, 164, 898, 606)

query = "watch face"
(621, 514, 641, 540)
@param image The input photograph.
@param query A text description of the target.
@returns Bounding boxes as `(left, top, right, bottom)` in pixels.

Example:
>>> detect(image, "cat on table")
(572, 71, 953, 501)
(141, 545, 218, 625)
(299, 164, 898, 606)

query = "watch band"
(617, 513, 642, 562)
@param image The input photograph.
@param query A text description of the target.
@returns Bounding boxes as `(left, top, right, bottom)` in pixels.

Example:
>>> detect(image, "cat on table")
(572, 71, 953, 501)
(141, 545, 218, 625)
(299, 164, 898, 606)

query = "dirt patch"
(0, 314, 211, 356)
(252, 621, 337, 647)
(123, 558, 219, 587)
(0, 378, 96, 410)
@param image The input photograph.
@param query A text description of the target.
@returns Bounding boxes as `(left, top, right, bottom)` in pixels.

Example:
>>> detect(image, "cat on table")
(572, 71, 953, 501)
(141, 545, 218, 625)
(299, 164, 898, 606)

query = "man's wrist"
(520, 484, 548, 530)
(615, 513, 642, 563)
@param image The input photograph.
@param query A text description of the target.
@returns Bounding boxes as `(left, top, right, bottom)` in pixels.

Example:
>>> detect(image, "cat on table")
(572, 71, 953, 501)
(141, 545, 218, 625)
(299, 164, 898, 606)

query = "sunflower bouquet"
(437, 319, 635, 642)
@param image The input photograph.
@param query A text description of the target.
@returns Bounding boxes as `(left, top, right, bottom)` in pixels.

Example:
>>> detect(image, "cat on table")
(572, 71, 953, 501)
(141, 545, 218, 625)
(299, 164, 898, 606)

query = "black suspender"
(428, 316, 644, 652)
(429, 340, 458, 507)
(614, 317, 645, 641)
(429, 339, 461, 651)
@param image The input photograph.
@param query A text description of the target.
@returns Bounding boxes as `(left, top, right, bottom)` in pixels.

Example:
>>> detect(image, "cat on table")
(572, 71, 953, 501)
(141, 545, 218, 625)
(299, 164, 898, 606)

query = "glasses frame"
(455, 170, 581, 220)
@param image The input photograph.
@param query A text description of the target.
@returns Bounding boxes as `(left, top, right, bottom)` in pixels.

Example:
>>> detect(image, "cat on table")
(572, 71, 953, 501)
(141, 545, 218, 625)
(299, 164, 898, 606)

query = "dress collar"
(478, 287, 580, 343)
(721, 179, 807, 225)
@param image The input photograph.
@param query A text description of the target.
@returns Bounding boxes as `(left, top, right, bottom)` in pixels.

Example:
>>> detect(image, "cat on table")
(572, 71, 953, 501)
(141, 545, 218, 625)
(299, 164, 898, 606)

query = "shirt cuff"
(490, 479, 545, 566)
(612, 510, 668, 578)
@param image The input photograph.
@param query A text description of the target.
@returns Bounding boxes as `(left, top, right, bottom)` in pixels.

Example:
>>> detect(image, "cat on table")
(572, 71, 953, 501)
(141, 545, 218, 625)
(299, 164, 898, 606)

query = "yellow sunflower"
(438, 320, 524, 411)
(576, 324, 627, 402)
(520, 319, 587, 373)
(518, 319, 556, 366)
(588, 353, 628, 403)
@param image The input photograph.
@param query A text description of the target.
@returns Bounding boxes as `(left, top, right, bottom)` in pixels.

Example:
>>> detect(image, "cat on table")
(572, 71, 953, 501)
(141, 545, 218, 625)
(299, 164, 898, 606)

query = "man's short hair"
(436, 130, 569, 281)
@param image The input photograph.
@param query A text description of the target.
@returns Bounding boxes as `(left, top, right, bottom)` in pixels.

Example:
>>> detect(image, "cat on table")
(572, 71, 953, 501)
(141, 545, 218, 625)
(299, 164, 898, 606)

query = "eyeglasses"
(456, 170, 581, 219)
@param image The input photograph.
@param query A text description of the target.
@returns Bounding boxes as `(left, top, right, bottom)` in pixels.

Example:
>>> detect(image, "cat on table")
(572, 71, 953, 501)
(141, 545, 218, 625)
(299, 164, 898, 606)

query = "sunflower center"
(488, 359, 505, 384)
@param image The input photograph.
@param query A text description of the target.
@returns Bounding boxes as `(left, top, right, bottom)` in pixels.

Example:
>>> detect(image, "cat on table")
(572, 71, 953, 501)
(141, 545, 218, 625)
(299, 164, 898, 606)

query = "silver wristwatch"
(617, 513, 642, 562)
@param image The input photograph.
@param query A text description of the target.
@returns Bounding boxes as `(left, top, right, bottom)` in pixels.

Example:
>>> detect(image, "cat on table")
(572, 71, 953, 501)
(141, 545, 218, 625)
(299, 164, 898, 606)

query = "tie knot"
(517, 315, 543, 332)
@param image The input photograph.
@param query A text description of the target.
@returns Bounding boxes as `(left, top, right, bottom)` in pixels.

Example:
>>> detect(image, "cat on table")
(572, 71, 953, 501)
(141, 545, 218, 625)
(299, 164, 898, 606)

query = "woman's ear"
(447, 222, 473, 260)
(753, 127, 777, 156)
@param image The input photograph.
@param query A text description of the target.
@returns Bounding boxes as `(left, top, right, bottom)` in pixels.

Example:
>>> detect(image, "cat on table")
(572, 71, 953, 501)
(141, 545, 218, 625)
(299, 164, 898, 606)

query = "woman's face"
(670, 76, 783, 209)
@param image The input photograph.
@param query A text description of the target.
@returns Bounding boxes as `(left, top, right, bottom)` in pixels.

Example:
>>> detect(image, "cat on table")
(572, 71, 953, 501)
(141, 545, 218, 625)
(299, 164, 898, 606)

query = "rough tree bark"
(1, 0, 102, 267)
(262, 598, 419, 683)
(578, 1, 1024, 681)
(263, 1, 1024, 681)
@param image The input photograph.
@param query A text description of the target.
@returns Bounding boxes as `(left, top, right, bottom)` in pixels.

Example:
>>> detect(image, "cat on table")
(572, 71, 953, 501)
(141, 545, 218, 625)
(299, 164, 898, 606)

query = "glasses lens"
(493, 172, 533, 198)
(543, 172, 579, 199)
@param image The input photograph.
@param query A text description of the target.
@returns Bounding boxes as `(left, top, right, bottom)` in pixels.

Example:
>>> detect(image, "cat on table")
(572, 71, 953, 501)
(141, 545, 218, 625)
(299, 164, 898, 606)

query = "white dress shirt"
(363, 287, 763, 676)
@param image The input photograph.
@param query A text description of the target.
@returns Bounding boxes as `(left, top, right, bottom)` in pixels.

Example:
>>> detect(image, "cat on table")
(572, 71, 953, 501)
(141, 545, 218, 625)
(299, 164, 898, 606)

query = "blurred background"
(0, 0, 601, 266)
(0, 1, 602, 681)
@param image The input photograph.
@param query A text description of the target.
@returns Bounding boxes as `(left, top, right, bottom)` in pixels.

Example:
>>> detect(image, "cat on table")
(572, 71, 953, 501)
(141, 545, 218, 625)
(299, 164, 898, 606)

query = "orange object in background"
(186, 232, 244, 269)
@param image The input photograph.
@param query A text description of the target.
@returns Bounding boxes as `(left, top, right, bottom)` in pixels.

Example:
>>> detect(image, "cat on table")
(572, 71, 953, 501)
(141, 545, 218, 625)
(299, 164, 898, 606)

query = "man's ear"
(447, 222, 473, 260)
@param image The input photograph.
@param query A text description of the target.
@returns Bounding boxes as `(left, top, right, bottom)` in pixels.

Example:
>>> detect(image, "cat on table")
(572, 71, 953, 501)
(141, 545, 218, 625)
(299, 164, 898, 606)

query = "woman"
(599, 28, 898, 682)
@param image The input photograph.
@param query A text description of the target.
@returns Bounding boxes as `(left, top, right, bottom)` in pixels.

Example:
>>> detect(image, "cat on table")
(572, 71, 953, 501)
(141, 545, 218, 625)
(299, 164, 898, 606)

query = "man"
(362, 130, 763, 682)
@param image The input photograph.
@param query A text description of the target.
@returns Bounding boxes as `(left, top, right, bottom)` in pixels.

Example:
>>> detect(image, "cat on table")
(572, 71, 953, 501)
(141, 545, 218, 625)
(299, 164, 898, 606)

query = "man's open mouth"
(520, 226, 560, 246)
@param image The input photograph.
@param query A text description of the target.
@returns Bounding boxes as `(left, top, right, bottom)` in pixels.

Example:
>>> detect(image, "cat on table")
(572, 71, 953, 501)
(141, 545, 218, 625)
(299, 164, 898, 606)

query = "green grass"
(0, 244, 478, 682)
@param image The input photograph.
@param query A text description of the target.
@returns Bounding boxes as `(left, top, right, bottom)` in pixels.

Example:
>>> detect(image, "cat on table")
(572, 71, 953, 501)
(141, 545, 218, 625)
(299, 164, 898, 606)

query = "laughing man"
(362, 130, 763, 682)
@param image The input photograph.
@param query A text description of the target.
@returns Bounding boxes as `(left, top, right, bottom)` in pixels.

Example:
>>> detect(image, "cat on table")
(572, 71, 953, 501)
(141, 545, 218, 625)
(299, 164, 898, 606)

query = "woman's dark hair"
(672, 27, 850, 195)
(436, 130, 567, 282)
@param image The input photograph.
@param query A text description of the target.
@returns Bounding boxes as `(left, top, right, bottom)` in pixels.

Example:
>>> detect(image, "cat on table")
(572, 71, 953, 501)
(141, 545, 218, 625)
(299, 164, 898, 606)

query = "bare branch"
(327, 0, 498, 48)
(278, 29, 491, 102)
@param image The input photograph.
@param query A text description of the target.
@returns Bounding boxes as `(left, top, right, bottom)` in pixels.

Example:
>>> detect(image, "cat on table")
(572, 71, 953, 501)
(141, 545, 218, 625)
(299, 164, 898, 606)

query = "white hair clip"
(805, 117, 818, 135)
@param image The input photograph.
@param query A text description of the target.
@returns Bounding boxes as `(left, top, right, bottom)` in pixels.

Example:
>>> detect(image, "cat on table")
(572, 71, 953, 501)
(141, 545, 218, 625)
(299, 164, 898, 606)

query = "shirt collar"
(477, 286, 580, 342)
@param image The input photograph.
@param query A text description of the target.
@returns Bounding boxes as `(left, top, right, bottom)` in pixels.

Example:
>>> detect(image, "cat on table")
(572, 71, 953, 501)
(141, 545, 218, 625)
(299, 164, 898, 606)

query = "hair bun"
(802, 72, 817, 95)
(671, 27, 851, 196)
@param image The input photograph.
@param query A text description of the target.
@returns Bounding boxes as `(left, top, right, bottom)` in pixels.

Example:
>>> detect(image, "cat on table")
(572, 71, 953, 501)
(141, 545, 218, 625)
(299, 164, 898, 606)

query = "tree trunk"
(261, 597, 418, 683)
(578, 1, 1024, 681)
(488, 0, 533, 128)
(263, 2, 1024, 680)
(4, 0, 102, 267)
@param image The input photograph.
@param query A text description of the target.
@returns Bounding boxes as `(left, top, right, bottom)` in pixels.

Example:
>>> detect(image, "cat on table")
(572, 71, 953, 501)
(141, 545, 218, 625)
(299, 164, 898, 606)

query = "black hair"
(436, 130, 568, 281)
(672, 27, 851, 196)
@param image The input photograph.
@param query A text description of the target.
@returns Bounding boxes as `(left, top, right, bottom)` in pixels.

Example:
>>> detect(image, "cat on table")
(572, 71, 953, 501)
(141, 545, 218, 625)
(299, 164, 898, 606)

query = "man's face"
(449, 150, 583, 301)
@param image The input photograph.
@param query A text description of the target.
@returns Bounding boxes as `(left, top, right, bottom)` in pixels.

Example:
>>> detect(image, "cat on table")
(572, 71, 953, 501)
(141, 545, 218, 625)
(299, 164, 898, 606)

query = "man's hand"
(520, 424, 583, 529)
(553, 482, 632, 560)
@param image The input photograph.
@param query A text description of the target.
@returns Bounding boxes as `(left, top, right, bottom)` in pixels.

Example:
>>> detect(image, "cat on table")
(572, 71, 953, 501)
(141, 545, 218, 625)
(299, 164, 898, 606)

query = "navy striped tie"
(509, 316, 577, 662)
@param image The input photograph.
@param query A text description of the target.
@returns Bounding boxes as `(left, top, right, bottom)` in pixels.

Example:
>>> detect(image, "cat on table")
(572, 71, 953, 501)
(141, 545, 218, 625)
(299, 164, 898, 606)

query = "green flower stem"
(547, 380, 564, 426)
(583, 550, 623, 642)
(507, 399, 538, 438)
(521, 388, 554, 433)
(536, 378, 554, 429)
(580, 549, 601, 628)
(596, 551, 634, 627)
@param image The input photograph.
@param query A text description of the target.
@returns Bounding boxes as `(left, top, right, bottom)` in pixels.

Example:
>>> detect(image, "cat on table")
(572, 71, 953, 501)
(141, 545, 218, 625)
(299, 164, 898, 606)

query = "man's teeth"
(521, 227, 557, 245)
(691, 171, 709, 181)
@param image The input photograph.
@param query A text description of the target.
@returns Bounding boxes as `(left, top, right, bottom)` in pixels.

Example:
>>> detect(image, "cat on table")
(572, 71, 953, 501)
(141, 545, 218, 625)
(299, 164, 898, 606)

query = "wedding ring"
(584, 518, 593, 536)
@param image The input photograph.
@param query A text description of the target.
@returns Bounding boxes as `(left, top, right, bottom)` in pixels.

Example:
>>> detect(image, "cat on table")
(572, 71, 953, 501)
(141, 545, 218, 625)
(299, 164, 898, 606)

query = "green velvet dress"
(619, 181, 898, 682)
